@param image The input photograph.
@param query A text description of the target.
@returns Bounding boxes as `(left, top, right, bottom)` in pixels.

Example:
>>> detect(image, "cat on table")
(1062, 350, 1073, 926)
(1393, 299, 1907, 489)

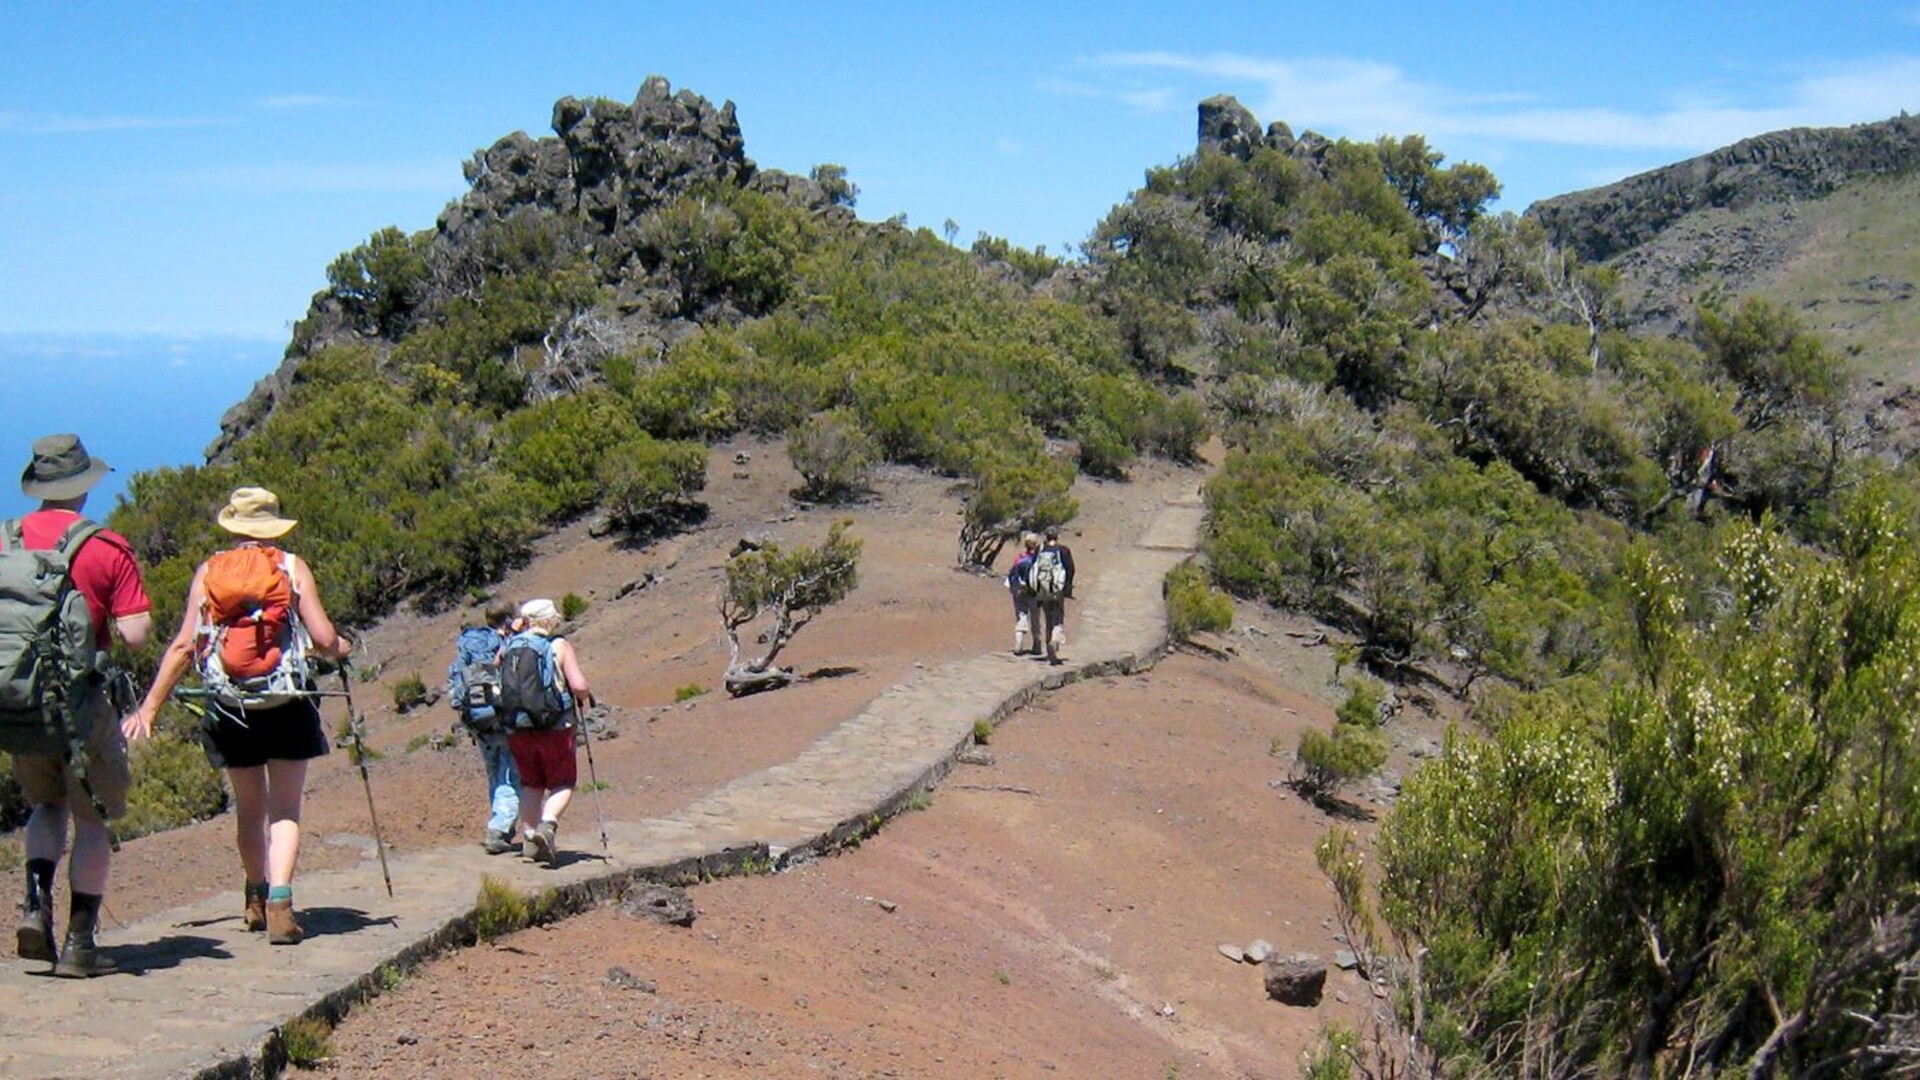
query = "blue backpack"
(447, 626, 504, 734)
(496, 631, 573, 730)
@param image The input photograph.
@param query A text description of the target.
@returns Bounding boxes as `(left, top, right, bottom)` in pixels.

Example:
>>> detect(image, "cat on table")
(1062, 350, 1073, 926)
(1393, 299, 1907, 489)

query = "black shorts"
(205, 697, 330, 770)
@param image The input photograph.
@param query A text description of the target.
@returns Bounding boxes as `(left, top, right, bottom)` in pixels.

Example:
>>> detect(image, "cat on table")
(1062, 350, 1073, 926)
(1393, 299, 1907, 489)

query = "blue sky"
(4, 1, 1919, 515)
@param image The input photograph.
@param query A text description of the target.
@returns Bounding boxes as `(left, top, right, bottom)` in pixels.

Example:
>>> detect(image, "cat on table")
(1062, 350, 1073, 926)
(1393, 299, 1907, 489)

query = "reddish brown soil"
(7, 438, 1451, 1076)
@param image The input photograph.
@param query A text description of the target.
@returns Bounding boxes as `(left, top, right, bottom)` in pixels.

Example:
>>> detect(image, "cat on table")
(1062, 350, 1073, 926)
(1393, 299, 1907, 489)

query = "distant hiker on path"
(5, 434, 152, 977)
(1007, 532, 1040, 656)
(131, 487, 353, 946)
(501, 598, 594, 867)
(448, 602, 520, 854)
(1031, 524, 1076, 666)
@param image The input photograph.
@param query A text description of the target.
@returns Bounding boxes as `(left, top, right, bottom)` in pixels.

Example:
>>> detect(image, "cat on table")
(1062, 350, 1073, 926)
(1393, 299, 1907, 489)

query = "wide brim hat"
(20, 433, 111, 501)
(216, 486, 299, 539)
(520, 598, 560, 624)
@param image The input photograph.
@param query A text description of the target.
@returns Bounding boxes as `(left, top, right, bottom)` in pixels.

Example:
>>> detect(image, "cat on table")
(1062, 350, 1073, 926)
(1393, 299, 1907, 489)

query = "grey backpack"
(0, 517, 104, 757)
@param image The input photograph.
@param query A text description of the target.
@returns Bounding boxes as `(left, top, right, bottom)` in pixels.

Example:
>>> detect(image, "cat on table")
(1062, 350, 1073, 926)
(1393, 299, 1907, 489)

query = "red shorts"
(507, 728, 577, 790)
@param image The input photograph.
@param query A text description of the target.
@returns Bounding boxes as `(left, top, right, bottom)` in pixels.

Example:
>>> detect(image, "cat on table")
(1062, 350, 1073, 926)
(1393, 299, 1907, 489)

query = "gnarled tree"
(957, 454, 1078, 571)
(720, 520, 862, 696)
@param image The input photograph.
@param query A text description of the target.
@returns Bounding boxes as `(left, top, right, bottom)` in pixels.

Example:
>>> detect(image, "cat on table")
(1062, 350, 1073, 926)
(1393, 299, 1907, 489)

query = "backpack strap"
(52, 518, 104, 563)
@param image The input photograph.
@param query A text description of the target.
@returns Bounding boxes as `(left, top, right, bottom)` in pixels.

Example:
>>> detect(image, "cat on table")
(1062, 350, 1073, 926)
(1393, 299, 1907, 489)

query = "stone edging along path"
(0, 494, 1205, 1080)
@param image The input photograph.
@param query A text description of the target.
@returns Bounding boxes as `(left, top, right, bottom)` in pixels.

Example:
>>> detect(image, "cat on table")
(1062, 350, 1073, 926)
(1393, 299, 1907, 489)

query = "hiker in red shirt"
(9, 434, 152, 977)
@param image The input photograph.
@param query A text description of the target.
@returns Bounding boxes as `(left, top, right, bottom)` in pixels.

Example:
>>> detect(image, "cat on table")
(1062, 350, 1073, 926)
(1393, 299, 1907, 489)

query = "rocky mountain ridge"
(1528, 113, 1920, 263)
(1525, 113, 1920, 375)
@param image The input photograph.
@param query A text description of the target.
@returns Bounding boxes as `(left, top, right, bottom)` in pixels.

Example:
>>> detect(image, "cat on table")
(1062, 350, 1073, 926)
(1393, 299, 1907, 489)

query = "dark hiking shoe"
(243, 882, 269, 932)
(53, 929, 114, 978)
(483, 829, 514, 855)
(16, 907, 54, 963)
(527, 821, 558, 867)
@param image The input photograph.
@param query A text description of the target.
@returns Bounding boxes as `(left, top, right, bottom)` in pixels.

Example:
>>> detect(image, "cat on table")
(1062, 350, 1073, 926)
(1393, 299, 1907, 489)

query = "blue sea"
(0, 332, 283, 521)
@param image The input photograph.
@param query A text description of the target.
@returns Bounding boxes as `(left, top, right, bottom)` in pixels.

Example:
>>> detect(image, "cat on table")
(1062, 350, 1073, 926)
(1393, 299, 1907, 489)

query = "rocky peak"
(442, 74, 757, 242)
(1196, 94, 1331, 167)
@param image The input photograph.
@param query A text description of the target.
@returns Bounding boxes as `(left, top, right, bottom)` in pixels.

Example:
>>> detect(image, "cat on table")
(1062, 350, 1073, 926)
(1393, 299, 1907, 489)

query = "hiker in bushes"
(1007, 532, 1041, 655)
(1030, 524, 1076, 665)
(501, 597, 594, 868)
(448, 601, 521, 855)
(5, 435, 152, 977)
(130, 487, 353, 946)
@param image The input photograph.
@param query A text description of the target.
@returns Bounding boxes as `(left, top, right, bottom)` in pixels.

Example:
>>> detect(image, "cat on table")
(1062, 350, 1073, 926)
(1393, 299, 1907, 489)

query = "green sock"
(267, 885, 292, 902)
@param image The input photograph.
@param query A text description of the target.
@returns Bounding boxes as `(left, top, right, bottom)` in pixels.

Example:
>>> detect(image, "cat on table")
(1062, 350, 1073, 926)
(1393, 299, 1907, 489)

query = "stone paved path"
(0, 495, 1204, 1079)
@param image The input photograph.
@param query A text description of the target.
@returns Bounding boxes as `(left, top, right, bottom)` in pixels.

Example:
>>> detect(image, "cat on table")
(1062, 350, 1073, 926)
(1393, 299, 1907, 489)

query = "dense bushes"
(1375, 498, 1920, 1075)
(1165, 558, 1232, 641)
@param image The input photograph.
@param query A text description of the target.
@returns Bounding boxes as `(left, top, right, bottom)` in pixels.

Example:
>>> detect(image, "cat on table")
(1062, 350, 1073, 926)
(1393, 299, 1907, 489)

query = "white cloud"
(254, 95, 358, 109)
(1088, 50, 1920, 155)
(0, 113, 230, 135)
(158, 162, 456, 194)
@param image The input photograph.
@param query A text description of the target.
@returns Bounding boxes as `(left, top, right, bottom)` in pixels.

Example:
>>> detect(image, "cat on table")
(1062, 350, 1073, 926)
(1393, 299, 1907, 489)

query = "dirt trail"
(2, 440, 1430, 1077)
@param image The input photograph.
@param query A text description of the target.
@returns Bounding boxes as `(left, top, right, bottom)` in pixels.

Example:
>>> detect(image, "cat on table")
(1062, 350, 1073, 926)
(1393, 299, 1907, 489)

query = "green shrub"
(278, 1016, 333, 1069)
(1166, 559, 1233, 641)
(972, 718, 994, 745)
(391, 673, 429, 713)
(560, 593, 590, 621)
(474, 874, 532, 941)
(597, 436, 708, 533)
(1289, 724, 1387, 801)
(789, 408, 878, 501)
(117, 737, 227, 841)
(1335, 677, 1384, 729)
(403, 733, 431, 754)
(674, 682, 707, 702)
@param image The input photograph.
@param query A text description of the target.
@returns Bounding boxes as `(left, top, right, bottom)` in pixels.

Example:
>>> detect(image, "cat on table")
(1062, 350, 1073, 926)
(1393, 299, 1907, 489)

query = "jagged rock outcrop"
(1529, 113, 1920, 263)
(441, 75, 760, 243)
(1198, 95, 1329, 166)
(209, 76, 852, 460)
(1198, 94, 1263, 159)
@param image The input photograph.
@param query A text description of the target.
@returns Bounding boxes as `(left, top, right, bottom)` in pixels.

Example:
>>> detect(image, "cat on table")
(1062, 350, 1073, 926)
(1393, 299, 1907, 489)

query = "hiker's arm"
(125, 567, 206, 740)
(115, 612, 153, 652)
(290, 556, 351, 660)
(556, 640, 594, 708)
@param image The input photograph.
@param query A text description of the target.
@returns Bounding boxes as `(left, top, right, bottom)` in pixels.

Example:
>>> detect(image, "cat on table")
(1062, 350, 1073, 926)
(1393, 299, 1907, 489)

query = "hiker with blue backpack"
(500, 598, 596, 867)
(4, 435, 153, 978)
(447, 602, 521, 854)
(1007, 532, 1041, 655)
(130, 487, 354, 946)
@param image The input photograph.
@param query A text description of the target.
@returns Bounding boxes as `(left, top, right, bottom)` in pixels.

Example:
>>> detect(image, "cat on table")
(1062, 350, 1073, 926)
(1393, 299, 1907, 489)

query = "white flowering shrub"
(1374, 494, 1920, 1076)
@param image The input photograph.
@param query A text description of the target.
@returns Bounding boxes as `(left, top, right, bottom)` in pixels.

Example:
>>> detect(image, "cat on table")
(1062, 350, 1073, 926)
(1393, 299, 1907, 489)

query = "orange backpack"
(196, 546, 308, 706)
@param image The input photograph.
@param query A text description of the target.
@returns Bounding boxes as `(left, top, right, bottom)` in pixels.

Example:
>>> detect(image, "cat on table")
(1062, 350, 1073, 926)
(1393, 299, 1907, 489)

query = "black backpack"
(496, 632, 572, 730)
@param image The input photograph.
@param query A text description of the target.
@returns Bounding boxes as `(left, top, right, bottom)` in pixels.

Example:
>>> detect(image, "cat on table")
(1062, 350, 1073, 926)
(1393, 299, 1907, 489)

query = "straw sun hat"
(216, 487, 298, 540)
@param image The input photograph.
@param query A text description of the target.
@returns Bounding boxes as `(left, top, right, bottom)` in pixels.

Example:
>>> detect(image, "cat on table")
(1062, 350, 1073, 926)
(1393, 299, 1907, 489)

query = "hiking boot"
(17, 860, 54, 962)
(266, 899, 304, 945)
(483, 829, 515, 855)
(16, 906, 54, 963)
(53, 903, 113, 978)
(526, 820, 558, 867)
(243, 882, 269, 932)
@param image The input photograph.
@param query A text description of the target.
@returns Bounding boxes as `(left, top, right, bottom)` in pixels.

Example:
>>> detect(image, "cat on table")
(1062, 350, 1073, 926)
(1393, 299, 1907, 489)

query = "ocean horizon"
(0, 331, 284, 521)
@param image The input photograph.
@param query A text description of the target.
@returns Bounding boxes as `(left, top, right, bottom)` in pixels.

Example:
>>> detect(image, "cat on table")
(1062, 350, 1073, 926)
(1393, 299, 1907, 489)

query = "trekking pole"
(337, 665, 395, 898)
(575, 700, 611, 858)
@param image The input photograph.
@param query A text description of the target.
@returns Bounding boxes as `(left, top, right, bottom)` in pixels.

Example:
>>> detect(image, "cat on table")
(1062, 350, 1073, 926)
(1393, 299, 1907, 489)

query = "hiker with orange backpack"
(5, 435, 153, 978)
(128, 487, 353, 945)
